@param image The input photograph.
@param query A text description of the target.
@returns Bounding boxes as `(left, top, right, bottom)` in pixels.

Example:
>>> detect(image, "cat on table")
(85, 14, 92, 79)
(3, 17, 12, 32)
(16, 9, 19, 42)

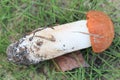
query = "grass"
(0, 0, 120, 80)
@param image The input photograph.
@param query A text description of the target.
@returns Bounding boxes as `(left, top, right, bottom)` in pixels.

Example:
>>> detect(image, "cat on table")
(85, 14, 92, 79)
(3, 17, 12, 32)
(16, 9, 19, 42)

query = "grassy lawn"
(0, 0, 120, 80)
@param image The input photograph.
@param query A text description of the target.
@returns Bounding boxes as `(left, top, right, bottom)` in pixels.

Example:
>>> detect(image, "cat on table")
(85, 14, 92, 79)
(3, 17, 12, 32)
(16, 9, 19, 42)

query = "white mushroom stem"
(8, 20, 91, 64)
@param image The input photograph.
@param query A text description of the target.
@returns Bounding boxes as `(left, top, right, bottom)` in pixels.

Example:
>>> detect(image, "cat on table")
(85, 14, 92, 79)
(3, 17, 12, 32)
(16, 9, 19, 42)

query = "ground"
(0, 0, 120, 80)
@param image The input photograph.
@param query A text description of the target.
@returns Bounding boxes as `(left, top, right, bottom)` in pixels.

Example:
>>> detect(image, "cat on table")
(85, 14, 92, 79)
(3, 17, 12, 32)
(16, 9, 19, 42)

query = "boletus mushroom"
(6, 10, 114, 65)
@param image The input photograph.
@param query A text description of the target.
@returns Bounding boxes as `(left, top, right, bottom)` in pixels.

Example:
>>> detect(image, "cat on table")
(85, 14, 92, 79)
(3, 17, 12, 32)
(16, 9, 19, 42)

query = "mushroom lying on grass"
(6, 11, 114, 66)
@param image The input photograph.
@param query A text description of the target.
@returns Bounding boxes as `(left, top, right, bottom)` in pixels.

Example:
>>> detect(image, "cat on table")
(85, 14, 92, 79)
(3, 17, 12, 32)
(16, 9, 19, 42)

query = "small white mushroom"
(6, 11, 114, 65)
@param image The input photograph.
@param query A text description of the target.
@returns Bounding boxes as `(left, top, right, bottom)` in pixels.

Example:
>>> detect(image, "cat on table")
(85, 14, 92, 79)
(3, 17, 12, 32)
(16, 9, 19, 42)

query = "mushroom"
(6, 10, 114, 65)
(87, 11, 114, 53)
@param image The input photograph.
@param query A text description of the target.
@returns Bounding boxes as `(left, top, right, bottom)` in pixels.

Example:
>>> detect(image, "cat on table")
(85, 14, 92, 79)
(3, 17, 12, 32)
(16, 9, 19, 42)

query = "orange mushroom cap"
(87, 10, 114, 53)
